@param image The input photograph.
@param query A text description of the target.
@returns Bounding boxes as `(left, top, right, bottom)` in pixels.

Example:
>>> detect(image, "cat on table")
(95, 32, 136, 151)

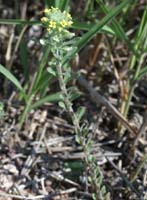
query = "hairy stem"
(56, 59, 107, 200)
(56, 61, 80, 135)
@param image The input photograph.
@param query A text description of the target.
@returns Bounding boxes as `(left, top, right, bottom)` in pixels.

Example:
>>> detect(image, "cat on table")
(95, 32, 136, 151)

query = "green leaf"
(17, 25, 28, 80)
(100, 185, 106, 195)
(76, 0, 131, 49)
(40, 39, 46, 46)
(63, 0, 132, 64)
(32, 45, 50, 92)
(63, 71, 72, 83)
(30, 92, 62, 110)
(92, 193, 97, 200)
(67, 87, 81, 101)
(65, 161, 84, 171)
(0, 19, 40, 25)
(55, 0, 70, 10)
(76, 106, 86, 121)
(72, 21, 115, 35)
(47, 66, 57, 76)
(135, 65, 147, 81)
(69, 92, 81, 101)
(96, 176, 103, 187)
(75, 134, 80, 144)
(0, 102, 4, 118)
(96, 0, 137, 55)
(0, 64, 27, 100)
(88, 176, 92, 183)
(58, 101, 66, 109)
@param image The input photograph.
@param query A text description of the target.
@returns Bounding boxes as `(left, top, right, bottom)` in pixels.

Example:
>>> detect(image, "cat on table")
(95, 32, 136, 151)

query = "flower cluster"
(41, 7, 73, 33)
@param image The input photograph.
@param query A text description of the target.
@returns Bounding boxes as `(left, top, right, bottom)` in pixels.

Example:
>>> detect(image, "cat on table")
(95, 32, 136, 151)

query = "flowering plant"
(41, 7, 73, 33)
(41, 7, 74, 48)
(40, 7, 107, 200)
(40, 7, 77, 110)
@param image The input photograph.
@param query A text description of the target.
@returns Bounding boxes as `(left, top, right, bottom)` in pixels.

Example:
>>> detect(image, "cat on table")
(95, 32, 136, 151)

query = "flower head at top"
(41, 7, 73, 33)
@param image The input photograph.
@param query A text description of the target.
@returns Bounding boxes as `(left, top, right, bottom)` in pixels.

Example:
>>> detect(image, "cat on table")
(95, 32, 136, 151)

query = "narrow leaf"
(0, 64, 26, 99)
(63, 0, 132, 63)
(30, 92, 62, 110)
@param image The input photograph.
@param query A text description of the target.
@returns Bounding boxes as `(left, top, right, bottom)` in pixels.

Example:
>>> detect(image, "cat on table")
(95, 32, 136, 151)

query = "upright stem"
(55, 58, 80, 135)
(56, 60, 107, 199)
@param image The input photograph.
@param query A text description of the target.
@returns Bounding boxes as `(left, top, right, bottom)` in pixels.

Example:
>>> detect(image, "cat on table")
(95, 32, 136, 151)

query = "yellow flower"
(49, 20, 57, 28)
(44, 8, 51, 14)
(67, 21, 73, 26)
(65, 12, 72, 19)
(41, 7, 73, 33)
(41, 17, 48, 23)
(51, 6, 59, 11)
(60, 20, 68, 27)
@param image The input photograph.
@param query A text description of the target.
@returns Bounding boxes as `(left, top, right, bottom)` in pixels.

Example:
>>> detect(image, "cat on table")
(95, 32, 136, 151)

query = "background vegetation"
(0, 0, 147, 199)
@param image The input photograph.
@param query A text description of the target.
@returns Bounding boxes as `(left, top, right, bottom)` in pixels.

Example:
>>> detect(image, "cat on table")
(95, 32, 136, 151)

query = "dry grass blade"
(0, 188, 77, 200)
(133, 109, 147, 147)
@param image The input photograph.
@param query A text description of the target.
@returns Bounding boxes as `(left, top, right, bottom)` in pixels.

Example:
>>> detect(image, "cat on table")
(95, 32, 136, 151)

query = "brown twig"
(77, 74, 137, 136)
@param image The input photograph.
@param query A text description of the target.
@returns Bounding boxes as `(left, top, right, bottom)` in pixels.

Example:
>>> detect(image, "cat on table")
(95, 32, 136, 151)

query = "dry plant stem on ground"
(0, 188, 77, 200)
(77, 75, 136, 136)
